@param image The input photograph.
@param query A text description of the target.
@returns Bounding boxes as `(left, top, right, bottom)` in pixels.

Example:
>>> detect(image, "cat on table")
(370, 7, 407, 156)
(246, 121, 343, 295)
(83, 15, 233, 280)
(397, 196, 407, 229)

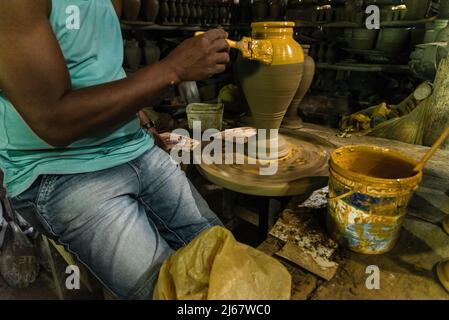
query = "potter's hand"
(164, 29, 230, 81)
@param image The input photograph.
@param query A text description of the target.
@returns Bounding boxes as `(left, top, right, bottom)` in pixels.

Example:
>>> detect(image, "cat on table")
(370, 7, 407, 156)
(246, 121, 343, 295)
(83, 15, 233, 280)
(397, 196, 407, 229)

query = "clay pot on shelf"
(237, 21, 305, 158)
(159, 0, 170, 23)
(144, 40, 161, 65)
(347, 28, 379, 50)
(125, 39, 142, 70)
(283, 44, 315, 129)
(375, 28, 410, 53)
(123, 0, 142, 21)
(142, 0, 160, 22)
(112, 0, 123, 18)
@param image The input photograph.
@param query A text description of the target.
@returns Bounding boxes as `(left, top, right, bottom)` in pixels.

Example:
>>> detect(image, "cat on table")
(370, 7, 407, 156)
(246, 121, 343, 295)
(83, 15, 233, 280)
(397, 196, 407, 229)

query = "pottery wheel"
(196, 129, 335, 197)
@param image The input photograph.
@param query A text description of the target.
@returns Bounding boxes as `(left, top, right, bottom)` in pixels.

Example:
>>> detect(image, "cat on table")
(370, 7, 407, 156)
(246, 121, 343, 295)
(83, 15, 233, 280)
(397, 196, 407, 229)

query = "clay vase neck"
(142, 0, 160, 22)
(238, 22, 304, 159)
(123, 0, 142, 21)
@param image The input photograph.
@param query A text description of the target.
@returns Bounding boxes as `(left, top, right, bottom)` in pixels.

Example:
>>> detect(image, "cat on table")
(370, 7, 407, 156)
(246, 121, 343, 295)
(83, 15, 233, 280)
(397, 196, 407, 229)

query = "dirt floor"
(258, 187, 449, 300)
(1, 178, 448, 300)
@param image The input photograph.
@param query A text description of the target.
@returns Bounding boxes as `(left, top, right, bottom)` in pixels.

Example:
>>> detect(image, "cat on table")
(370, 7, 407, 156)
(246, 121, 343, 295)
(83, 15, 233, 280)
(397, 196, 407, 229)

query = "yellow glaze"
(250, 21, 304, 65)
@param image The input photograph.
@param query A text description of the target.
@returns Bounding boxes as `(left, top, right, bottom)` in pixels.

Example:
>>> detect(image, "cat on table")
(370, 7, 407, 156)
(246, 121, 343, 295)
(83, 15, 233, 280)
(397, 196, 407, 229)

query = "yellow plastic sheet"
(153, 226, 292, 300)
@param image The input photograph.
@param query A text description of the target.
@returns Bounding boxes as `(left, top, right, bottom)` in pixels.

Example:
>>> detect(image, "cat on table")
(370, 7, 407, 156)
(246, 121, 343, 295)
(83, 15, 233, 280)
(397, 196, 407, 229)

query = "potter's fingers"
(213, 52, 230, 65)
(211, 39, 230, 53)
(201, 29, 228, 43)
(214, 64, 226, 74)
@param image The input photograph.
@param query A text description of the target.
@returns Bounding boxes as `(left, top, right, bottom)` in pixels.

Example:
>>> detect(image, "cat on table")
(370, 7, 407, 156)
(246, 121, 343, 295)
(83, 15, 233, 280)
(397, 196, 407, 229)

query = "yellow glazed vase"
(238, 21, 304, 158)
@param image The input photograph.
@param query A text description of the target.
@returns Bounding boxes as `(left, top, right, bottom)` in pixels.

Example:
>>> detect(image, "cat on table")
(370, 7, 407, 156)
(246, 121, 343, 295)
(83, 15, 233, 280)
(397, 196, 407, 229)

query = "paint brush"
(194, 32, 273, 65)
(414, 126, 449, 172)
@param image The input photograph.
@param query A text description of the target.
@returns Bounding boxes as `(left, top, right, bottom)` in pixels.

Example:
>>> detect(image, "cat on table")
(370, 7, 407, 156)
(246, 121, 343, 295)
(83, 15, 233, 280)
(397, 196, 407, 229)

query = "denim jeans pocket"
(10, 175, 60, 238)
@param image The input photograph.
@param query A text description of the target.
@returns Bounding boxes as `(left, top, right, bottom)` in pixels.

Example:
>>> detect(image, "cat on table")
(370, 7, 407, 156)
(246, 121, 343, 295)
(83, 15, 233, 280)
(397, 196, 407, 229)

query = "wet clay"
(239, 62, 304, 131)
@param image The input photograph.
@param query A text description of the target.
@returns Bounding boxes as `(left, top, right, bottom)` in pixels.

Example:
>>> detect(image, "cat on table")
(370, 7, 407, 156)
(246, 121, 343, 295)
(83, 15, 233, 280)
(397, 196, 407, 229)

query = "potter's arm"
(0, 0, 229, 147)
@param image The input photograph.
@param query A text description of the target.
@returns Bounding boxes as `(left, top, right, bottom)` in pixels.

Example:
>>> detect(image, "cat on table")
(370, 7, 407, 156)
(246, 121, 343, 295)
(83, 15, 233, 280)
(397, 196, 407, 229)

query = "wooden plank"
(276, 242, 339, 281)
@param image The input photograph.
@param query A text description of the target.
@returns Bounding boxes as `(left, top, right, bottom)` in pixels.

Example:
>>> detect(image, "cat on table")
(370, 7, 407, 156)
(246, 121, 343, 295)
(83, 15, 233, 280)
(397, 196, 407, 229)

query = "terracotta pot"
(144, 40, 161, 65)
(125, 39, 142, 70)
(237, 21, 304, 158)
(283, 49, 315, 129)
(112, 0, 123, 18)
(142, 0, 160, 22)
(123, 0, 142, 21)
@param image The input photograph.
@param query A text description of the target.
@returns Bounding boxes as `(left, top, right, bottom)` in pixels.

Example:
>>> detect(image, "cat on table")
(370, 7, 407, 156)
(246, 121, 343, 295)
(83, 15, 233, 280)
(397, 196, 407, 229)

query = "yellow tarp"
(153, 226, 292, 300)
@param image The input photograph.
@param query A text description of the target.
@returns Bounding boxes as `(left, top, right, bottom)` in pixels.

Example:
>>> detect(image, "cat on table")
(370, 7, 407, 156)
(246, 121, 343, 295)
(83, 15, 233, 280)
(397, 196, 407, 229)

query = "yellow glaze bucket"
(326, 145, 422, 254)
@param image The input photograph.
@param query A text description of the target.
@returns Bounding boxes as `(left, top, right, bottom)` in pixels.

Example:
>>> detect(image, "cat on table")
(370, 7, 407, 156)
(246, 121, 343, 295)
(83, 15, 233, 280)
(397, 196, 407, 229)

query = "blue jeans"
(9, 146, 222, 299)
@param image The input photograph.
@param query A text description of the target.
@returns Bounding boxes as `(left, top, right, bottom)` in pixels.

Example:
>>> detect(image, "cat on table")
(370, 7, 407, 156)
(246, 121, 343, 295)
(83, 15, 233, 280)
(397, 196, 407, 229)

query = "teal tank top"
(0, 0, 153, 197)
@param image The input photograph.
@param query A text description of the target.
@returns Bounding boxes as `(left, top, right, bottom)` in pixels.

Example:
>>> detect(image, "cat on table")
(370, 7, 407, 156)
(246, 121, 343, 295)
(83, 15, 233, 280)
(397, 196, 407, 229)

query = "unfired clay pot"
(112, 0, 123, 18)
(125, 39, 142, 70)
(144, 40, 161, 65)
(123, 0, 142, 21)
(142, 0, 160, 22)
(283, 47, 315, 129)
(237, 21, 304, 158)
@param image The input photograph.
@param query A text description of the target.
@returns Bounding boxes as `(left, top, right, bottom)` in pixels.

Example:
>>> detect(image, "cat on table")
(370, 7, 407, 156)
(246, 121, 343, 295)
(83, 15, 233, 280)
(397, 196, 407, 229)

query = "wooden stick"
(414, 126, 449, 172)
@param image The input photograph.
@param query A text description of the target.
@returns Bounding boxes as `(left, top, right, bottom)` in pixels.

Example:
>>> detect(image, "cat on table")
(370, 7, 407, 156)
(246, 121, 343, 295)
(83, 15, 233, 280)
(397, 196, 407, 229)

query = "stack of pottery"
(125, 39, 161, 70)
(122, 0, 160, 22)
(123, 0, 141, 20)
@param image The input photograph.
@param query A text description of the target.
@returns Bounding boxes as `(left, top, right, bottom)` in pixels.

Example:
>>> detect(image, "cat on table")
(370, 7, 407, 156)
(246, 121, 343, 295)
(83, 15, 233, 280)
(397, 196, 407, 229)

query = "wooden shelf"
(120, 21, 248, 31)
(294, 16, 436, 29)
(316, 62, 410, 73)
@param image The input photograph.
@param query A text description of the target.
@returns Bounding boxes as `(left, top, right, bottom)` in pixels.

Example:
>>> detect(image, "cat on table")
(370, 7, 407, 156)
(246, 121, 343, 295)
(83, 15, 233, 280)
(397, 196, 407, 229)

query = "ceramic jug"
(123, 0, 142, 20)
(237, 22, 304, 158)
(142, 0, 160, 22)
